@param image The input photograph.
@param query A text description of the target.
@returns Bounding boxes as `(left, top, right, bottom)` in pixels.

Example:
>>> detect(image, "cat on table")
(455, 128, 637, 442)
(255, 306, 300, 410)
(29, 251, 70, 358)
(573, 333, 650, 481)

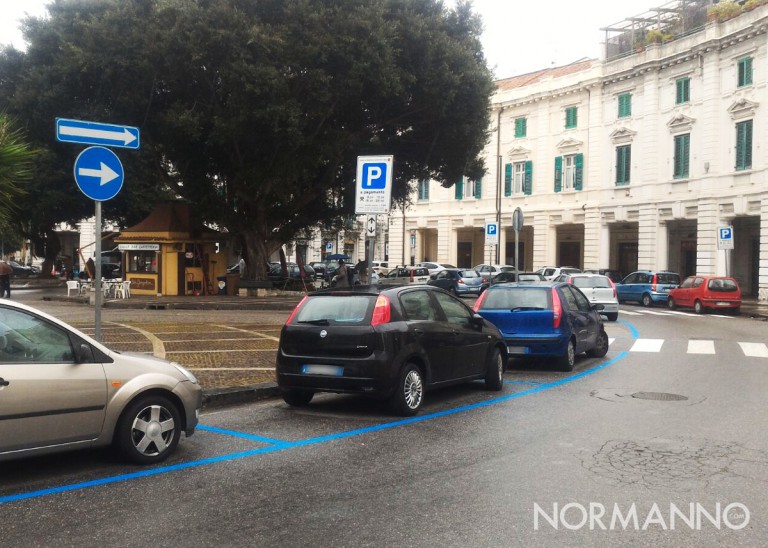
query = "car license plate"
(507, 346, 528, 354)
(301, 364, 343, 376)
(716, 302, 731, 306)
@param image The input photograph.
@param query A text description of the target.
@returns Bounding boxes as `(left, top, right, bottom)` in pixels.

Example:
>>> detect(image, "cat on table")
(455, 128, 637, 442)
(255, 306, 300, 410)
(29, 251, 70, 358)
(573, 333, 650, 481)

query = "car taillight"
(371, 295, 391, 326)
(651, 275, 657, 292)
(473, 290, 489, 312)
(608, 278, 617, 298)
(285, 295, 308, 325)
(458, 279, 466, 285)
(552, 288, 562, 328)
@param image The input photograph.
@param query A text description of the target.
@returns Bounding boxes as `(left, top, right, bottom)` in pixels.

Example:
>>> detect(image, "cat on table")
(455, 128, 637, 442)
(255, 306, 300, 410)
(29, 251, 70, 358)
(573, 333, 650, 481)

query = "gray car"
(0, 300, 202, 464)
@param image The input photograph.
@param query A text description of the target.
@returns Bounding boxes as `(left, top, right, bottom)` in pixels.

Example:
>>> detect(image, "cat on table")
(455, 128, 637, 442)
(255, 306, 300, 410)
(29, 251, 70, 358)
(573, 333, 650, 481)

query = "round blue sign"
(73, 146, 124, 201)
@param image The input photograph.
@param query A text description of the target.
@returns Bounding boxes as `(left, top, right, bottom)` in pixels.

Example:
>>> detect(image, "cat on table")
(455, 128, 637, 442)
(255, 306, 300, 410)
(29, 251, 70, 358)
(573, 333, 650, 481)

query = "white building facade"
(387, 3, 768, 300)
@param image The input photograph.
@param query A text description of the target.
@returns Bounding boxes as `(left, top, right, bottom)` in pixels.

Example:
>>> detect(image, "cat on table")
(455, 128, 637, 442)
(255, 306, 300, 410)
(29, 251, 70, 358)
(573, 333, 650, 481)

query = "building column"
(759, 198, 768, 302)
(532, 214, 552, 269)
(583, 208, 602, 268)
(656, 221, 669, 272)
(696, 199, 718, 276)
(637, 205, 659, 270)
(498, 226, 507, 265)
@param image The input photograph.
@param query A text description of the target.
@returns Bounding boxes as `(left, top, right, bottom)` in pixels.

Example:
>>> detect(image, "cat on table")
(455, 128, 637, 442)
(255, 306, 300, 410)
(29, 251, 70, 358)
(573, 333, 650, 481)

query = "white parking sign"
(486, 222, 499, 245)
(355, 155, 393, 214)
(718, 226, 734, 250)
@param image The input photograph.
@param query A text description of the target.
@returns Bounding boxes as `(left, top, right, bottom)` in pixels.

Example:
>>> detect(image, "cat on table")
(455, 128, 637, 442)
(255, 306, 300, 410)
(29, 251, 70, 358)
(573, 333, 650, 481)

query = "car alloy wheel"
(558, 340, 575, 372)
(484, 348, 504, 391)
(694, 300, 703, 314)
(668, 297, 676, 310)
(642, 293, 652, 307)
(587, 329, 609, 358)
(116, 396, 181, 464)
(391, 363, 424, 416)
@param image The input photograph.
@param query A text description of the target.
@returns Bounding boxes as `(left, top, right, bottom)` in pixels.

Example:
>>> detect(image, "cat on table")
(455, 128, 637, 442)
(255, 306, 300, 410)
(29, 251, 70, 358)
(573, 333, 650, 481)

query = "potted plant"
(707, 1, 743, 22)
(744, 0, 768, 11)
(644, 29, 666, 45)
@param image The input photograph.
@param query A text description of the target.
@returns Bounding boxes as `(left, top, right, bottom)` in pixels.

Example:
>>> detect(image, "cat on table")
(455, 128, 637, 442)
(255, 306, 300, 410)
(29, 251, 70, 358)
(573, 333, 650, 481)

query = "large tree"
(1, 0, 494, 279)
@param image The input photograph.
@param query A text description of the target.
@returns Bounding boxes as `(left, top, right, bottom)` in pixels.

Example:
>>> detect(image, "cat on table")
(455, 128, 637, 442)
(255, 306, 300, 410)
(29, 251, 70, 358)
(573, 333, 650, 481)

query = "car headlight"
(171, 362, 198, 384)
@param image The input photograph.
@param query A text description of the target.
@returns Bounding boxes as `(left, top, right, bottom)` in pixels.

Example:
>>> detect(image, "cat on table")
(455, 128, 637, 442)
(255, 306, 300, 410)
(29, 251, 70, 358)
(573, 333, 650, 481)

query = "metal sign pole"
(94, 201, 102, 341)
(515, 229, 520, 272)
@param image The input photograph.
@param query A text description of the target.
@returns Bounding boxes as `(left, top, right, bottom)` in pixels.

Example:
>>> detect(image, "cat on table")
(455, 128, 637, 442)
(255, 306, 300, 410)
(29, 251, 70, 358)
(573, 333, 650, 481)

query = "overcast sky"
(1, 0, 656, 79)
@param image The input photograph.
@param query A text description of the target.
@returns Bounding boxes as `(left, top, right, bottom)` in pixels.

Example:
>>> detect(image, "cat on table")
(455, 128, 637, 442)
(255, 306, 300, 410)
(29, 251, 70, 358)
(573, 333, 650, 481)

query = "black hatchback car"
(276, 285, 507, 416)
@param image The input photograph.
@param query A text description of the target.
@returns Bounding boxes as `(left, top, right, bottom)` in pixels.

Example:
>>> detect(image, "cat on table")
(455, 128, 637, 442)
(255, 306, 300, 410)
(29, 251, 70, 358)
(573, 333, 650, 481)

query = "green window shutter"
(565, 107, 577, 129)
(504, 163, 512, 196)
(554, 156, 563, 192)
(515, 117, 527, 138)
(574, 153, 584, 191)
(618, 94, 631, 118)
(673, 134, 690, 179)
(523, 161, 533, 195)
(616, 146, 630, 185)
(474, 178, 482, 198)
(736, 120, 753, 170)
(738, 57, 753, 87)
(676, 78, 690, 104)
(455, 178, 463, 200)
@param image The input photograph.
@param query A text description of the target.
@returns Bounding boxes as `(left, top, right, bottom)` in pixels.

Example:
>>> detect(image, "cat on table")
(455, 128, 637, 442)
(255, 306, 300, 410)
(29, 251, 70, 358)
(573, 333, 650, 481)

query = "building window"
(675, 77, 690, 104)
(616, 145, 631, 185)
(618, 93, 632, 118)
(128, 251, 158, 273)
(417, 179, 429, 201)
(735, 120, 753, 171)
(673, 133, 690, 179)
(514, 117, 527, 138)
(738, 57, 753, 87)
(565, 106, 578, 129)
(555, 154, 583, 192)
(454, 178, 463, 200)
(513, 162, 525, 194)
(466, 178, 482, 199)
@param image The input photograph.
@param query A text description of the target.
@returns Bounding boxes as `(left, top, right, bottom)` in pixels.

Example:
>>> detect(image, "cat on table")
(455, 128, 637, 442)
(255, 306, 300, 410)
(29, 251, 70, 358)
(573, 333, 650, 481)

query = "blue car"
(615, 270, 681, 307)
(473, 281, 609, 371)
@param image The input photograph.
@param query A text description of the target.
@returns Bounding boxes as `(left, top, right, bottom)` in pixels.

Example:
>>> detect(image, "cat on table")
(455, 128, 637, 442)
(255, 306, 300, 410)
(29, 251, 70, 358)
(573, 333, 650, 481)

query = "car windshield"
(481, 288, 550, 310)
(294, 295, 372, 324)
(458, 270, 480, 278)
(572, 276, 611, 289)
(707, 278, 738, 292)
(656, 273, 680, 284)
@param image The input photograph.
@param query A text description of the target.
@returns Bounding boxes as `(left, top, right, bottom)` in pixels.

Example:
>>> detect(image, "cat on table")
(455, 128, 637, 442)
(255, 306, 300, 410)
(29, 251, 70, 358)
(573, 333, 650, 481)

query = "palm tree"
(0, 113, 35, 226)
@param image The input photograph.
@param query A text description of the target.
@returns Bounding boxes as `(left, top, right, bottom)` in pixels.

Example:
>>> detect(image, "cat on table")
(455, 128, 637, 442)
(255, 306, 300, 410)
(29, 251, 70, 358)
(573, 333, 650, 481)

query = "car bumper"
(502, 334, 569, 357)
(173, 381, 202, 436)
(701, 298, 741, 308)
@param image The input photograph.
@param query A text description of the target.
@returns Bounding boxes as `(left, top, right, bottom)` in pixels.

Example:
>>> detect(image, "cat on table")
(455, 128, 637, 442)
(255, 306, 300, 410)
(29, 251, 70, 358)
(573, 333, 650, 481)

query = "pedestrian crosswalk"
(606, 337, 768, 358)
(619, 308, 733, 319)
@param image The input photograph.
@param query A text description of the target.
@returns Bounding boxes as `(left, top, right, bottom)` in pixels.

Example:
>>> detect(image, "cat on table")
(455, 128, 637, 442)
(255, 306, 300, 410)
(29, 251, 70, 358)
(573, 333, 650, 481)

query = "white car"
(562, 273, 619, 321)
(378, 266, 431, 285)
(417, 262, 457, 275)
(536, 266, 581, 281)
(371, 261, 390, 276)
(0, 300, 202, 464)
(472, 264, 516, 282)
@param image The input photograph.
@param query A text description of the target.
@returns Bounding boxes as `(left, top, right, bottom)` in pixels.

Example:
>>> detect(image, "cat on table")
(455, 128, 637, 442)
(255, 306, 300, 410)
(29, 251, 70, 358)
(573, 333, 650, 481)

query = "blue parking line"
(196, 425, 290, 446)
(0, 323, 638, 506)
(504, 380, 542, 386)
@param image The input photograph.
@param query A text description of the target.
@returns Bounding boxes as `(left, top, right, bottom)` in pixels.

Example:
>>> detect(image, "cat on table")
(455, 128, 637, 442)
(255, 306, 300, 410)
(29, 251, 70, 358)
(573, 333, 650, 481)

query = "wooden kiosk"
(114, 203, 229, 296)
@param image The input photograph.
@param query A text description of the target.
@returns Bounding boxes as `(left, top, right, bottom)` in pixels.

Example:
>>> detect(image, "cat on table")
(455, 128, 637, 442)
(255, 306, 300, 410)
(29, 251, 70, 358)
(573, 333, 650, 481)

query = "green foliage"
(744, 0, 768, 10)
(0, 113, 35, 226)
(707, 1, 743, 22)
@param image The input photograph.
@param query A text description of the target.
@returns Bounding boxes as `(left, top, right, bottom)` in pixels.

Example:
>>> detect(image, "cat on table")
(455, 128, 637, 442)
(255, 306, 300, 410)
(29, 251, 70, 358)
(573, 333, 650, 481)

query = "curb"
(202, 383, 281, 409)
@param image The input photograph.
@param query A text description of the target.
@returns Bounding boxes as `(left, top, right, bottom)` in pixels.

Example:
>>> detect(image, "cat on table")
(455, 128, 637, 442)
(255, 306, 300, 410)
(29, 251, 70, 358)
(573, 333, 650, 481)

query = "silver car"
(562, 274, 619, 321)
(0, 300, 202, 464)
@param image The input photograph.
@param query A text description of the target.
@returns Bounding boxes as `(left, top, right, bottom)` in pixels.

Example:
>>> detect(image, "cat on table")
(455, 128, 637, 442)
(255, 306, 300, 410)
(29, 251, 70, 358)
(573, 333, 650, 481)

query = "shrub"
(707, 1, 743, 22)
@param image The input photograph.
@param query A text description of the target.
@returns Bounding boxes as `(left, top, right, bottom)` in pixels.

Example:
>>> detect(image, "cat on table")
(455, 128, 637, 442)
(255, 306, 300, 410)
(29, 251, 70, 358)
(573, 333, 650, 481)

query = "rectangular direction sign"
(56, 118, 140, 150)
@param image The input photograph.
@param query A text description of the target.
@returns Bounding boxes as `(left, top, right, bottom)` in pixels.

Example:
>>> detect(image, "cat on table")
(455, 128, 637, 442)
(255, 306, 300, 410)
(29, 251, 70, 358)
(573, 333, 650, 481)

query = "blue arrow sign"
(73, 147, 124, 201)
(56, 118, 140, 149)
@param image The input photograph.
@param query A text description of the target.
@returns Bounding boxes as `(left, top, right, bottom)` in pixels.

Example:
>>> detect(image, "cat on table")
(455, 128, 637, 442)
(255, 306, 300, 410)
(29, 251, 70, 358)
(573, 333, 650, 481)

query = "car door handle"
(0, 378, 9, 387)
(413, 328, 424, 336)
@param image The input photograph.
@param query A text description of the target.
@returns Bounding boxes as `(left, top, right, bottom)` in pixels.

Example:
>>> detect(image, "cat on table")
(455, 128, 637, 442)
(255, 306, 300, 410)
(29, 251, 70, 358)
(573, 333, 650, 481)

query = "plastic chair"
(66, 280, 80, 297)
(113, 283, 125, 299)
(123, 280, 131, 298)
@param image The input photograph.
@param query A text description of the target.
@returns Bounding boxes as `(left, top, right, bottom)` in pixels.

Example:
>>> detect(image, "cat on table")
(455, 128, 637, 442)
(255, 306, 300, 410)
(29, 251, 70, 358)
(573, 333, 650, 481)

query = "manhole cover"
(631, 391, 688, 401)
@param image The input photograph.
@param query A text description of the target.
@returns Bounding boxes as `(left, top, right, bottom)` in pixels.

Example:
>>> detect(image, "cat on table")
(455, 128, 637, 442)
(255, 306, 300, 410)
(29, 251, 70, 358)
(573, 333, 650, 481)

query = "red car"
(667, 276, 741, 314)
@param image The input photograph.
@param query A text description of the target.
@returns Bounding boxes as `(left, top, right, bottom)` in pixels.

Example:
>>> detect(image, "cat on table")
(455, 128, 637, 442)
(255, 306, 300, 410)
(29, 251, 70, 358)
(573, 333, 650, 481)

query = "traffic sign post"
(718, 226, 734, 276)
(513, 208, 524, 270)
(355, 155, 393, 214)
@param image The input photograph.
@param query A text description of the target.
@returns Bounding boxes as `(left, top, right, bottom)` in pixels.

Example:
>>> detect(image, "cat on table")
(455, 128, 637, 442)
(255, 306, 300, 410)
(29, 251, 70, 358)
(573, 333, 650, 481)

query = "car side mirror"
(76, 343, 95, 364)
(592, 304, 605, 311)
(471, 314, 485, 329)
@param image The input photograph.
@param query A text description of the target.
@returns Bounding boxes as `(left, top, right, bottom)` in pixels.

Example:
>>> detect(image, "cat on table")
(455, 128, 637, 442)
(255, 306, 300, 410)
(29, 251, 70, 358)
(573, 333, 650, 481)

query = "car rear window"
(414, 268, 429, 276)
(458, 270, 480, 278)
(707, 278, 738, 292)
(294, 295, 372, 325)
(656, 273, 680, 285)
(480, 288, 550, 310)
(572, 276, 611, 289)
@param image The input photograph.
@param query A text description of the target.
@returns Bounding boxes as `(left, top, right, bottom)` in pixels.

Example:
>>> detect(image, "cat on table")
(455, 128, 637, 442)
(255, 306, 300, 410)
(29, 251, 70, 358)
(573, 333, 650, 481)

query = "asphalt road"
(1, 291, 767, 546)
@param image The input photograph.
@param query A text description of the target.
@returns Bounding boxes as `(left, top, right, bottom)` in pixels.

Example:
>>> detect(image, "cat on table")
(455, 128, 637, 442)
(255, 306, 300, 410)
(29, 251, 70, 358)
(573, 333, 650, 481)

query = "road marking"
(609, 338, 616, 345)
(738, 342, 768, 358)
(619, 310, 643, 316)
(630, 338, 664, 352)
(710, 314, 733, 319)
(166, 349, 276, 354)
(188, 367, 275, 371)
(687, 340, 715, 354)
(213, 324, 281, 342)
(110, 322, 166, 358)
(640, 310, 673, 316)
(666, 310, 697, 317)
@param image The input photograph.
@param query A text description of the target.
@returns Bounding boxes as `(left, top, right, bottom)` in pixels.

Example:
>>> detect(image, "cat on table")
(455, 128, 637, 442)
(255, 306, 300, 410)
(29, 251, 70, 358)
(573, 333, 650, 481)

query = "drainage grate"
(631, 391, 688, 401)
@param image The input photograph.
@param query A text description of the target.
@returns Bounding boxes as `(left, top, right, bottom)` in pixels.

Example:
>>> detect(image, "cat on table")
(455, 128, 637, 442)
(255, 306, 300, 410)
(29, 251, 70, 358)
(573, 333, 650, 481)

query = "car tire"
(587, 329, 609, 358)
(694, 300, 703, 314)
(390, 363, 424, 416)
(667, 297, 676, 310)
(484, 347, 504, 391)
(731, 307, 741, 316)
(557, 339, 576, 372)
(282, 389, 314, 407)
(642, 293, 652, 307)
(448, 286, 456, 295)
(115, 395, 181, 465)
(606, 313, 618, 322)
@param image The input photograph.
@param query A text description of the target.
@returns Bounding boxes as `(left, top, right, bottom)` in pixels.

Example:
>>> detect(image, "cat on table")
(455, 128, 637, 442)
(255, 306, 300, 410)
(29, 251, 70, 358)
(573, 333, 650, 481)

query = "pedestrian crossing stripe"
(619, 309, 733, 319)
(606, 338, 768, 358)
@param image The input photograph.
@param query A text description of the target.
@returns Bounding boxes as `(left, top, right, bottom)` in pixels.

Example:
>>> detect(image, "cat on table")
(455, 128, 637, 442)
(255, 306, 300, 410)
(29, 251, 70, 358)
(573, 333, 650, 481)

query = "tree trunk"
(240, 227, 279, 281)
(40, 228, 61, 278)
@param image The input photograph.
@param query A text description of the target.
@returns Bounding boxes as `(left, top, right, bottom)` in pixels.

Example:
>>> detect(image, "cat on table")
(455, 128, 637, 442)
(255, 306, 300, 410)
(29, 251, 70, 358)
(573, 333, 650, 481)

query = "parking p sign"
(486, 222, 499, 245)
(718, 226, 734, 250)
(355, 155, 393, 214)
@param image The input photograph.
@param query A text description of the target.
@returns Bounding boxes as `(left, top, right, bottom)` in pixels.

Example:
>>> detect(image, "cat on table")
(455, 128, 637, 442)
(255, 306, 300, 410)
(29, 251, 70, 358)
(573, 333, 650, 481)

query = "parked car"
(7, 260, 34, 278)
(472, 264, 517, 284)
(371, 261, 390, 276)
(560, 273, 619, 321)
(616, 270, 681, 307)
(101, 262, 122, 279)
(418, 262, 457, 275)
(583, 269, 624, 283)
(474, 281, 609, 371)
(492, 271, 544, 284)
(267, 263, 316, 286)
(668, 276, 741, 314)
(427, 268, 485, 296)
(276, 285, 506, 416)
(536, 266, 581, 281)
(0, 300, 202, 464)
(378, 266, 431, 286)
